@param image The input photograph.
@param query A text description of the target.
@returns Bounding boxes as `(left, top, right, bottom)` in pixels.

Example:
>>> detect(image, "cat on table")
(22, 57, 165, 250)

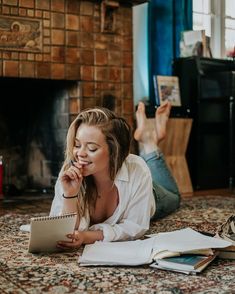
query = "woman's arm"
(61, 197, 78, 214)
(50, 162, 83, 215)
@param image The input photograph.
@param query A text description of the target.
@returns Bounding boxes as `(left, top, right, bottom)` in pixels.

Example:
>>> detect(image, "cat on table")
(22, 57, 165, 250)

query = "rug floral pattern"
(0, 195, 235, 294)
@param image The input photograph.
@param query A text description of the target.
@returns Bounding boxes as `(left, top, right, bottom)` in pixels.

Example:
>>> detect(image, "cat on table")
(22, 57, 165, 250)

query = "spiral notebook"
(28, 213, 77, 253)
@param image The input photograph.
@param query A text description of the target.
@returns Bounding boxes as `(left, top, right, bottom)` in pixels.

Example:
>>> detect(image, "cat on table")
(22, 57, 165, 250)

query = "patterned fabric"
(217, 214, 235, 244)
(0, 195, 235, 293)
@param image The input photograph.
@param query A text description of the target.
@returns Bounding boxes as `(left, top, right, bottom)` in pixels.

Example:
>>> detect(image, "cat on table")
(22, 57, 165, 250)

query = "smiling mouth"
(78, 160, 91, 166)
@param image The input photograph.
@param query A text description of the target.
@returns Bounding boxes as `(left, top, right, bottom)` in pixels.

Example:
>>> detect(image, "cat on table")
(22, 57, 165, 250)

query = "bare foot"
(134, 102, 157, 147)
(134, 101, 171, 148)
(155, 101, 171, 143)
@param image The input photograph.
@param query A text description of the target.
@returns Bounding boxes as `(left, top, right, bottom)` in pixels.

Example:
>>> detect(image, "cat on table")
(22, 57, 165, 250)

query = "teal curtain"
(148, 0, 192, 104)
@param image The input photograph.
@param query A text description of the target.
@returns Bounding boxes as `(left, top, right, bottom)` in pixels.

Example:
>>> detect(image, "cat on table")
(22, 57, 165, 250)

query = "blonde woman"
(50, 102, 180, 249)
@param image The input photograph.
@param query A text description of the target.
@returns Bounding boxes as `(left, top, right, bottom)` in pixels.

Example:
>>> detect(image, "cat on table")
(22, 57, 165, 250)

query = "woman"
(51, 101, 180, 250)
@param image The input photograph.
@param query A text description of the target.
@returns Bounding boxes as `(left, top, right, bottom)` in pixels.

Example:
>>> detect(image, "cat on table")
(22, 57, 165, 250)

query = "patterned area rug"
(0, 195, 235, 294)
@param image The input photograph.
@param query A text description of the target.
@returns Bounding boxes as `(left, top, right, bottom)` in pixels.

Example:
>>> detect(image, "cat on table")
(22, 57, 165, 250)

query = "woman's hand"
(57, 231, 85, 250)
(57, 230, 104, 250)
(60, 161, 83, 197)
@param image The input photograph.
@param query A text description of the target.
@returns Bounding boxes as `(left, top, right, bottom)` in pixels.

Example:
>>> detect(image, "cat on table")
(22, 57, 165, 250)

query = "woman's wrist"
(62, 193, 78, 199)
(82, 230, 104, 244)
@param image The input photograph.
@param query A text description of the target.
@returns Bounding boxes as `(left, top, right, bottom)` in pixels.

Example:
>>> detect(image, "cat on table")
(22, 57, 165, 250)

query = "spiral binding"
(31, 213, 77, 222)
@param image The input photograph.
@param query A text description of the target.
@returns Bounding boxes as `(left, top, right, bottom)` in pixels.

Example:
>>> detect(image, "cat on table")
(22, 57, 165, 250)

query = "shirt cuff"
(90, 223, 116, 242)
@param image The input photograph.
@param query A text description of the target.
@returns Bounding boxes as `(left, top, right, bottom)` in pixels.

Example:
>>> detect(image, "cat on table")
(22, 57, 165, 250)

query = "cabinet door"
(191, 100, 230, 189)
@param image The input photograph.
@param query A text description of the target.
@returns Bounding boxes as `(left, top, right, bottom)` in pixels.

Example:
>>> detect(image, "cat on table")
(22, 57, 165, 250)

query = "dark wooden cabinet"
(173, 57, 235, 190)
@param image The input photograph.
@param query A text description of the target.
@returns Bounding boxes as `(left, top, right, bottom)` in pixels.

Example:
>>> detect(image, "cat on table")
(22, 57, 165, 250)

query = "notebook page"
(28, 213, 77, 253)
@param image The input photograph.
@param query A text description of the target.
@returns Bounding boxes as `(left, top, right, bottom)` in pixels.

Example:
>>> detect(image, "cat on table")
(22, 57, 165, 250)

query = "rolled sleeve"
(90, 223, 116, 242)
(90, 221, 149, 242)
(50, 178, 63, 216)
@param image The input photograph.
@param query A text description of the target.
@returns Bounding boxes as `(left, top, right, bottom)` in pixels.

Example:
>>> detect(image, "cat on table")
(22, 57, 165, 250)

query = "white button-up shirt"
(50, 154, 156, 242)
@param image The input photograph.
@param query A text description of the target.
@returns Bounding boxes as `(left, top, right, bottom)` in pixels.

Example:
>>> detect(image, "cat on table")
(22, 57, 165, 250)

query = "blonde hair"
(62, 107, 131, 218)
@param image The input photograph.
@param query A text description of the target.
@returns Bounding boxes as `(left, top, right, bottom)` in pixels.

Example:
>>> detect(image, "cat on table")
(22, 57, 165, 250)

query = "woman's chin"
(82, 170, 91, 177)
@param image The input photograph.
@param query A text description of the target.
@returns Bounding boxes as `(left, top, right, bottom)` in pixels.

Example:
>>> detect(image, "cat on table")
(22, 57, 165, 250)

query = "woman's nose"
(76, 147, 87, 157)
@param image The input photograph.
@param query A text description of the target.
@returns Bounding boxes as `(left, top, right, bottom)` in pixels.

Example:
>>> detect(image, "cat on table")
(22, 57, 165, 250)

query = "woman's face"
(73, 124, 110, 178)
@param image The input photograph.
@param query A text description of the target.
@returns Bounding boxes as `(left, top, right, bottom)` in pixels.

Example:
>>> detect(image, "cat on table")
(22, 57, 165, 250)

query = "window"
(193, 0, 211, 37)
(133, 3, 149, 104)
(193, 0, 235, 58)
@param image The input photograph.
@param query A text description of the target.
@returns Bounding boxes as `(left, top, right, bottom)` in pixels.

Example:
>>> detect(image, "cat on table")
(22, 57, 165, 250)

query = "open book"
(78, 228, 231, 273)
(27, 213, 77, 253)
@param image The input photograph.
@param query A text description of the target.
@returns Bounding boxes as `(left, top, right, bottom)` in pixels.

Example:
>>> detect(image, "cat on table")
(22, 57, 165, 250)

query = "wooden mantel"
(100, 0, 149, 5)
(120, 0, 149, 4)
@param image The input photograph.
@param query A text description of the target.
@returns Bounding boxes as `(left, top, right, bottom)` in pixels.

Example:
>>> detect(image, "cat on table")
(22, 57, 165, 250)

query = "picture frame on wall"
(154, 75, 182, 107)
(101, 0, 119, 33)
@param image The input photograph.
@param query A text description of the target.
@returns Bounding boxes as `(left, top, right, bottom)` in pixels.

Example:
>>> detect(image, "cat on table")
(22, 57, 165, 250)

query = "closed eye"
(87, 143, 99, 152)
(88, 148, 97, 152)
(74, 139, 100, 152)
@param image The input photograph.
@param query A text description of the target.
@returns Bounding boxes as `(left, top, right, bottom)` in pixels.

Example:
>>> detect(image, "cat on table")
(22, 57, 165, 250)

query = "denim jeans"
(141, 150, 181, 219)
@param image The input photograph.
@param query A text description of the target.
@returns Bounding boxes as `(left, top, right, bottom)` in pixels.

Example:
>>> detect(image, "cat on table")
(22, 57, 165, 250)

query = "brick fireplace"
(0, 77, 78, 195)
(0, 0, 145, 195)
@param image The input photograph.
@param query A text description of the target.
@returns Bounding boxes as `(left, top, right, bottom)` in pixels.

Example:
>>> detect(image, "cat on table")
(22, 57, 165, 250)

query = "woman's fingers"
(67, 167, 82, 180)
(61, 166, 83, 182)
(57, 232, 83, 249)
(70, 166, 83, 179)
(60, 164, 84, 197)
(56, 241, 82, 249)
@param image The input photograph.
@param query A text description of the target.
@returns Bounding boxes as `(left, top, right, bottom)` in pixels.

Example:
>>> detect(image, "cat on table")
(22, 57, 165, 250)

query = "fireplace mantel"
(92, 0, 148, 5)
(120, 0, 149, 4)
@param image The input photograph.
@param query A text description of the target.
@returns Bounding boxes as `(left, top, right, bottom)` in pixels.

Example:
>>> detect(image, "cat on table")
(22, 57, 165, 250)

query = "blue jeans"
(141, 150, 181, 219)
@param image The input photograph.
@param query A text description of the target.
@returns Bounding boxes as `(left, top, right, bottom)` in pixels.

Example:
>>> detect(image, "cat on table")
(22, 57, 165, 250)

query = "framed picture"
(180, 30, 212, 58)
(101, 1, 119, 33)
(154, 75, 182, 107)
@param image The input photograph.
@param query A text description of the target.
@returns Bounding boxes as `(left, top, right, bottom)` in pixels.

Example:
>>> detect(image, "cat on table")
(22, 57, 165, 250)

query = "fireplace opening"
(0, 77, 77, 196)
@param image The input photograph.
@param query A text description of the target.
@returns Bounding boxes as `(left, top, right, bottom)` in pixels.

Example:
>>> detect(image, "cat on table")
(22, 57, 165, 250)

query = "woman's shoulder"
(125, 154, 150, 172)
(126, 153, 144, 163)
(116, 154, 151, 182)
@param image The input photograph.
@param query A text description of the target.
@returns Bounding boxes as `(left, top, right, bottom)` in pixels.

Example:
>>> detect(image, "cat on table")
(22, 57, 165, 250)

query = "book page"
(152, 228, 232, 252)
(79, 237, 155, 266)
(79, 228, 231, 266)
(152, 248, 213, 260)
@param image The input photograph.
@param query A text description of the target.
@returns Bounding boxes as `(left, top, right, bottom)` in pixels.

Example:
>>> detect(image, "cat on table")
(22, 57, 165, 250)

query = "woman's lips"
(78, 160, 91, 166)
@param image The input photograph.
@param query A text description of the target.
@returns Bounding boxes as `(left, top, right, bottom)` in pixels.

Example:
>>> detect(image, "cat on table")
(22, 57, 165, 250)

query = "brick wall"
(0, 0, 134, 125)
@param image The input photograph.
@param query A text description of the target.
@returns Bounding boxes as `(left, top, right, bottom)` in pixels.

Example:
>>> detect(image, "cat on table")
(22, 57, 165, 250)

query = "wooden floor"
(192, 188, 235, 197)
(179, 187, 235, 198)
